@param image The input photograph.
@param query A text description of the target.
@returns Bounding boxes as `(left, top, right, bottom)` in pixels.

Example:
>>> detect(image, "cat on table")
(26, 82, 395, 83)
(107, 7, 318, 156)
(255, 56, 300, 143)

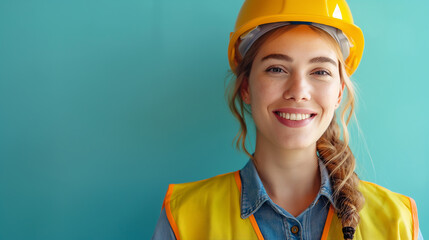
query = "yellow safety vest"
(162, 171, 419, 240)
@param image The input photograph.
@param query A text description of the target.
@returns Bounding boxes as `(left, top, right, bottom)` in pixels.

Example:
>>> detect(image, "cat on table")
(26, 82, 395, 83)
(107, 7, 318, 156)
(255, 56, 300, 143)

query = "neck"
(253, 134, 321, 216)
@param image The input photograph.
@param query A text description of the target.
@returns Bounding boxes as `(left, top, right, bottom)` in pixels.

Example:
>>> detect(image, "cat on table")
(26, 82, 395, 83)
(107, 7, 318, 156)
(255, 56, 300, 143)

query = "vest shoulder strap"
(163, 171, 261, 240)
(325, 181, 419, 240)
(357, 181, 419, 240)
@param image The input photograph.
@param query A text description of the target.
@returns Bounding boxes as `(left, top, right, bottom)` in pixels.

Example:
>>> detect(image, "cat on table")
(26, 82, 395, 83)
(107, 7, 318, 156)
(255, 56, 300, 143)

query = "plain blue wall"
(0, 0, 427, 239)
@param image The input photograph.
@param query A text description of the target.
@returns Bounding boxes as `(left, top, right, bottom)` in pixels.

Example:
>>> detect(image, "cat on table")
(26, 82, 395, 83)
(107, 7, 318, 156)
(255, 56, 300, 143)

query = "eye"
(266, 66, 286, 74)
(312, 70, 331, 76)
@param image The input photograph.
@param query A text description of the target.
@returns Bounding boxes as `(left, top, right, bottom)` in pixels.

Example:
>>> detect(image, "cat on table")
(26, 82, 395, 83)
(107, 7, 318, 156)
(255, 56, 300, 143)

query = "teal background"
(0, 0, 427, 239)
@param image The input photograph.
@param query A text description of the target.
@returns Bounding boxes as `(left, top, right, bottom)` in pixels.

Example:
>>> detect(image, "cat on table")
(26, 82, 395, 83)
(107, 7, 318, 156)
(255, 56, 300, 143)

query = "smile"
(273, 109, 317, 128)
(276, 112, 313, 121)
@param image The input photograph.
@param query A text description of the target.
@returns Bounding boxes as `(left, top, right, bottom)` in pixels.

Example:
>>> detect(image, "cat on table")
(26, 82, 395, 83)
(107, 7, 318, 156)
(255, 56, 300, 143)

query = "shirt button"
(291, 225, 299, 234)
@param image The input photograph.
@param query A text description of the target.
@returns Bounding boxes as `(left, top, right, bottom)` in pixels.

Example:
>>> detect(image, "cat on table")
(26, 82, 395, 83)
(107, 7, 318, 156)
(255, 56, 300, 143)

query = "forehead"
(255, 25, 339, 61)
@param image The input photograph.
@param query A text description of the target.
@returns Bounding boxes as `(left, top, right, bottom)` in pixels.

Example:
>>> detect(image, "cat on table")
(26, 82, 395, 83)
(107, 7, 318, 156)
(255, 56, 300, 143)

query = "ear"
(335, 81, 345, 109)
(240, 77, 251, 105)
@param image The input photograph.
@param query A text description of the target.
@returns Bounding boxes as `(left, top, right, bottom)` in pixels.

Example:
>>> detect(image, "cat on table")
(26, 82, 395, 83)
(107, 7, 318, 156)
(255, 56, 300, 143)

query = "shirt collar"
(239, 158, 335, 219)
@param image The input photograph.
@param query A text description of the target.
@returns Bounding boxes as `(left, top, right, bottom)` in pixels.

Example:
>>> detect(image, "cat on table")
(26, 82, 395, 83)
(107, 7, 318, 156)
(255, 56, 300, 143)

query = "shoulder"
(162, 171, 242, 231)
(357, 180, 419, 239)
(165, 171, 239, 206)
(358, 180, 414, 209)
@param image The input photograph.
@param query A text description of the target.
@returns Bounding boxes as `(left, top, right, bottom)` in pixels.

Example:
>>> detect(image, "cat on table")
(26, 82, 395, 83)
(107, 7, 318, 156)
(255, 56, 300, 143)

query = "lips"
(273, 108, 317, 128)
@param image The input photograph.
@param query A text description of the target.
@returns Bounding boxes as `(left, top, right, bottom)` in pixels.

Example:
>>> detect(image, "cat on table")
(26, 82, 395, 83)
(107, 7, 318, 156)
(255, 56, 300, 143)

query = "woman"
(153, 0, 423, 239)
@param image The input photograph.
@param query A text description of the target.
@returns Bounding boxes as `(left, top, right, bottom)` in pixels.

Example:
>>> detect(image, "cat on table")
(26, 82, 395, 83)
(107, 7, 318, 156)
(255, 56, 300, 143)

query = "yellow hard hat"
(228, 0, 364, 76)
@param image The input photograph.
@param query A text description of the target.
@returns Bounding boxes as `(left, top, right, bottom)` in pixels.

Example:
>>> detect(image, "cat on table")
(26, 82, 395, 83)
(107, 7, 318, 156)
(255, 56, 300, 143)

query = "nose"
(282, 72, 311, 102)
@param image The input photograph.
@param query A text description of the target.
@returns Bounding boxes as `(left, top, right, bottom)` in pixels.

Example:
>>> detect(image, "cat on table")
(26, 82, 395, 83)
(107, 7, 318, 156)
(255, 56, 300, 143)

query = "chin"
(276, 137, 317, 151)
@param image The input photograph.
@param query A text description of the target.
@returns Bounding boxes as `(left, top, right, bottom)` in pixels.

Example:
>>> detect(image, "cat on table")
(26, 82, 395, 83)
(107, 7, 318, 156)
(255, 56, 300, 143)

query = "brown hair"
(226, 25, 365, 239)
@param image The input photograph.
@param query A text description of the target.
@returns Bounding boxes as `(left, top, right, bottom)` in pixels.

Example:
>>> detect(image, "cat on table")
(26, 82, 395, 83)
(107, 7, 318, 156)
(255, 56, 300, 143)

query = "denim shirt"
(152, 160, 424, 240)
(239, 159, 334, 239)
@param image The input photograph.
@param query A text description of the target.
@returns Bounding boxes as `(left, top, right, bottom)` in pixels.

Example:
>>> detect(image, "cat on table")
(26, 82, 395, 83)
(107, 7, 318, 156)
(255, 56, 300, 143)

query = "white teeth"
(278, 112, 313, 121)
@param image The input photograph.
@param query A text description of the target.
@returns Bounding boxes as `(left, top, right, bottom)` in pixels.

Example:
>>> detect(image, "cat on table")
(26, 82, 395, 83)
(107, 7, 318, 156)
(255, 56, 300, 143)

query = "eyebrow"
(261, 54, 337, 67)
(261, 54, 293, 62)
(309, 56, 337, 67)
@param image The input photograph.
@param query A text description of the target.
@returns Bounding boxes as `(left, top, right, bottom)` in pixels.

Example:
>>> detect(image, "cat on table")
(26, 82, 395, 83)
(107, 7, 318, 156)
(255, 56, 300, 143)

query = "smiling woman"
(152, 0, 423, 239)
(242, 25, 345, 151)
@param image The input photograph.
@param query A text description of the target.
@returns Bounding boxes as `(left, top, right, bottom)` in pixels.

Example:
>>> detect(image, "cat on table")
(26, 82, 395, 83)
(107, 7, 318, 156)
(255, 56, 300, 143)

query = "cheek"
(249, 70, 284, 98)
(250, 80, 281, 108)
(317, 84, 341, 112)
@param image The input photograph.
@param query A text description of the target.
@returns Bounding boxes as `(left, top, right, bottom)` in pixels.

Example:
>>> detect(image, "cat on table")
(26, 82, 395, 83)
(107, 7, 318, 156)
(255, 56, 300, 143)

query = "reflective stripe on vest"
(163, 171, 419, 240)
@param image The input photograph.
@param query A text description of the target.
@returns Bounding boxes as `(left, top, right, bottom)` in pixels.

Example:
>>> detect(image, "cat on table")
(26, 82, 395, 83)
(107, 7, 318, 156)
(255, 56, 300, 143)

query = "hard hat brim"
(228, 15, 364, 76)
